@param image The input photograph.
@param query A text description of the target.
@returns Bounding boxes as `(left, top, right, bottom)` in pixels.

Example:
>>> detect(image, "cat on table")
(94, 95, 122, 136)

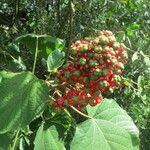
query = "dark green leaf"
(0, 71, 49, 133)
(34, 123, 65, 150)
(14, 34, 65, 58)
(0, 132, 14, 150)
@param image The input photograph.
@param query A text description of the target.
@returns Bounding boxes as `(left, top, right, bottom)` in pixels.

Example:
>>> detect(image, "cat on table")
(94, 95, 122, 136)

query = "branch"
(70, 106, 92, 119)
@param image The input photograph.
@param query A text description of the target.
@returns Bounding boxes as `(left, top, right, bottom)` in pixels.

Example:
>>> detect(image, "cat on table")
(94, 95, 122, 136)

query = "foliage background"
(0, 0, 150, 149)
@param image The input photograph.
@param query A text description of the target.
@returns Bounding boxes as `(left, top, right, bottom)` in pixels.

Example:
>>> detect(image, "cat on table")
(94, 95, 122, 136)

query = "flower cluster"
(52, 30, 128, 110)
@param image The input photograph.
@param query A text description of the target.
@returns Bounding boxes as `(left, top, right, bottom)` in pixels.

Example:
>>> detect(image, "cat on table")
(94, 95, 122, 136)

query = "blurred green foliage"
(0, 0, 150, 149)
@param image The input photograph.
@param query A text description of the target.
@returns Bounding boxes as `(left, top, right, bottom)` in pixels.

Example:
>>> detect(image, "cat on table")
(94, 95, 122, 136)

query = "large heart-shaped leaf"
(0, 71, 49, 133)
(14, 34, 65, 58)
(47, 49, 65, 72)
(34, 123, 65, 150)
(87, 99, 139, 138)
(70, 99, 139, 150)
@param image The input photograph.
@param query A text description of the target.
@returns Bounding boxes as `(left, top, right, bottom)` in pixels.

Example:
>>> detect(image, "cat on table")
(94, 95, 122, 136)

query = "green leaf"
(129, 23, 140, 30)
(126, 23, 140, 36)
(70, 99, 139, 150)
(140, 51, 150, 66)
(143, 55, 150, 66)
(128, 2, 136, 10)
(132, 52, 138, 62)
(126, 37, 132, 48)
(47, 49, 65, 72)
(34, 123, 65, 150)
(127, 28, 134, 36)
(13, 56, 26, 70)
(0, 132, 14, 150)
(0, 71, 49, 133)
(116, 31, 126, 42)
(14, 34, 65, 58)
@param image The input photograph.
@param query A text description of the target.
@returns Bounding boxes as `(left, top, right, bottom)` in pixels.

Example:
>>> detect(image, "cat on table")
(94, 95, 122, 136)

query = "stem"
(122, 76, 138, 85)
(45, 72, 51, 81)
(65, 0, 73, 62)
(2, 51, 16, 61)
(70, 106, 92, 119)
(125, 47, 150, 59)
(57, 0, 60, 23)
(11, 130, 20, 150)
(15, 0, 19, 17)
(32, 37, 39, 74)
(64, 108, 72, 117)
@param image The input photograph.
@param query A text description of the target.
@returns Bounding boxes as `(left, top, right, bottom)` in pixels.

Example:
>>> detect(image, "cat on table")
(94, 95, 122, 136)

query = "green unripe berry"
(108, 36, 116, 42)
(106, 54, 112, 59)
(71, 49, 77, 55)
(99, 59, 104, 65)
(94, 68, 102, 76)
(83, 77, 89, 83)
(113, 75, 121, 82)
(111, 58, 118, 65)
(88, 53, 93, 58)
(85, 37, 92, 41)
(84, 87, 90, 93)
(94, 38, 99, 44)
(109, 48, 115, 55)
(73, 70, 80, 76)
(76, 40, 81, 44)
(108, 87, 114, 93)
(99, 36, 109, 44)
(114, 69, 122, 74)
(89, 60, 98, 67)
(112, 42, 120, 49)
(62, 63, 69, 69)
(64, 99, 68, 105)
(79, 58, 87, 65)
(98, 31, 103, 35)
(80, 100, 87, 105)
(119, 62, 124, 69)
(73, 96, 79, 102)
(93, 53, 99, 58)
(80, 44, 88, 51)
(104, 30, 113, 35)
(93, 91, 101, 96)
(89, 98, 94, 104)
(94, 46, 99, 52)
(64, 72, 70, 79)
(120, 43, 126, 48)
(102, 69, 108, 76)
(121, 52, 128, 59)
(98, 80, 108, 88)
(94, 46, 102, 52)
(90, 75, 98, 81)
(103, 46, 110, 52)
